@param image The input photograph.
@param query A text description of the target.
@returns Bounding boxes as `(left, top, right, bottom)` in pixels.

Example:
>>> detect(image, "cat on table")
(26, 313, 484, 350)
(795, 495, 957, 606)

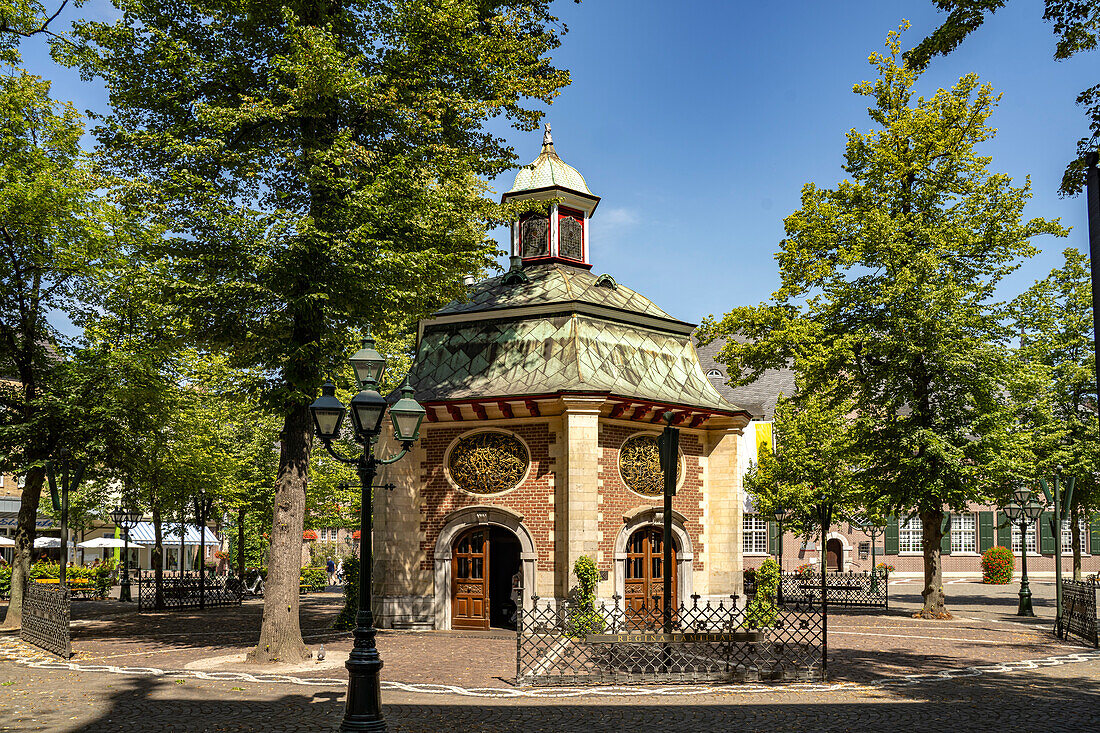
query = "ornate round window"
(447, 431, 530, 495)
(618, 434, 682, 497)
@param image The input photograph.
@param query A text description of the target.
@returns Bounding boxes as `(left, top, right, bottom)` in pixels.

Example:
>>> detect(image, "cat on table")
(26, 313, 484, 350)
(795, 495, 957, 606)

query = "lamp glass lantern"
(771, 506, 792, 523)
(1023, 499, 1044, 521)
(1004, 502, 1022, 521)
(309, 381, 347, 440)
(389, 382, 426, 442)
(349, 332, 386, 388)
(1013, 485, 1031, 505)
(349, 388, 388, 437)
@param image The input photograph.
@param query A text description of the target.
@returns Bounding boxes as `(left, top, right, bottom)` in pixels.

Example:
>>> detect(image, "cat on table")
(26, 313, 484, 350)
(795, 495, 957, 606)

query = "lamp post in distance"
(1003, 485, 1044, 617)
(110, 506, 143, 602)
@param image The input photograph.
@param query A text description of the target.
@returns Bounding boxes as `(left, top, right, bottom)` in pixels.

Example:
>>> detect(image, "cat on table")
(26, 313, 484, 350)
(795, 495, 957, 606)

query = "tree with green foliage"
(908, 2, 1100, 195)
(740, 387, 863, 537)
(1012, 248, 1100, 579)
(701, 27, 1066, 618)
(64, 0, 571, 663)
(0, 67, 121, 629)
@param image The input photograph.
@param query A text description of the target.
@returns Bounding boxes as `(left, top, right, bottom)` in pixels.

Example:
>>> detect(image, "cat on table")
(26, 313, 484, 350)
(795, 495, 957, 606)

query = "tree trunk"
(1, 468, 45, 630)
(152, 505, 164, 611)
(918, 508, 950, 618)
(237, 507, 246, 580)
(1071, 507, 1082, 582)
(246, 404, 312, 664)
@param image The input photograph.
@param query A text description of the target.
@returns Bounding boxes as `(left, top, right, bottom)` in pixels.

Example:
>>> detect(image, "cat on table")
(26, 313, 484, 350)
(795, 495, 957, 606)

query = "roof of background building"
(694, 336, 795, 421)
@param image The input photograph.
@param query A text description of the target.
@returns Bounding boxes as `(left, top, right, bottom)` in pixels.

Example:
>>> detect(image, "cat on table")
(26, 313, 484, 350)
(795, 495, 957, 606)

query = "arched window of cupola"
(520, 213, 549, 258)
(558, 207, 584, 262)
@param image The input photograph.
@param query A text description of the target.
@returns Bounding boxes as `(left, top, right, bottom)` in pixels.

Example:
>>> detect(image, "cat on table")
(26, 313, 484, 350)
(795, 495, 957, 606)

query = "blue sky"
(20, 1, 1098, 328)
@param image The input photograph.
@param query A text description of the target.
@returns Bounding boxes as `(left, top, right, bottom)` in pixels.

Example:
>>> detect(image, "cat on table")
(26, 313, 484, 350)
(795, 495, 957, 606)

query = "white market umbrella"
(77, 537, 144, 549)
(0, 536, 14, 546)
(33, 537, 74, 548)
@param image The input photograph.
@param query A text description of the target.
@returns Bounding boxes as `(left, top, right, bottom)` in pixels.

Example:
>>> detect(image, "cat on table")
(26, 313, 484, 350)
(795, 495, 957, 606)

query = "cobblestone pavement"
(1, 657, 1097, 732)
(1, 582, 1097, 731)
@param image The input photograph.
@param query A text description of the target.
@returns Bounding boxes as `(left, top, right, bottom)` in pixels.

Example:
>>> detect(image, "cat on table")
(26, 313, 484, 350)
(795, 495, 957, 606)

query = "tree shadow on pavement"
(55, 664, 1099, 733)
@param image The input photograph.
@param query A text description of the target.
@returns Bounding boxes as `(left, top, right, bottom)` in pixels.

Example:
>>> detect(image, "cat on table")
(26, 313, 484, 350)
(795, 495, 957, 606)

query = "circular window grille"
(618, 434, 682, 496)
(448, 432, 529, 495)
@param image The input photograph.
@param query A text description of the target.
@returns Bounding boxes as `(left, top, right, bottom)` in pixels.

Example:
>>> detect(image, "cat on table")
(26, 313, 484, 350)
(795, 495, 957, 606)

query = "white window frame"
(899, 515, 922, 554)
(1011, 521, 1038, 555)
(950, 513, 977, 554)
(706, 369, 723, 378)
(1060, 518, 1089, 556)
(743, 515, 769, 555)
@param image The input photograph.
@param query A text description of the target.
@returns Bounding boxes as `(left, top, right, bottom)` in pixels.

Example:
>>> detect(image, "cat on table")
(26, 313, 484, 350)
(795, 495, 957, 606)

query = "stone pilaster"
(702, 426, 744, 599)
(559, 395, 604, 597)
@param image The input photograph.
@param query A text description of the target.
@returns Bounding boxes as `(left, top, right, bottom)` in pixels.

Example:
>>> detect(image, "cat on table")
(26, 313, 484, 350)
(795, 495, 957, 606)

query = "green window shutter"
(768, 521, 778, 555)
(1090, 514, 1100, 556)
(884, 516, 899, 555)
(1039, 512, 1055, 555)
(978, 511, 994, 553)
(996, 512, 1011, 549)
(940, 515, 951, 555)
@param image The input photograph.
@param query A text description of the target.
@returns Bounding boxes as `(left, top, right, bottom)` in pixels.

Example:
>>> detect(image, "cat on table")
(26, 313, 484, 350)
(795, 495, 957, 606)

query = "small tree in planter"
(745, 558, 781, 628)
(332, 556, 359, 630)
(981, 546, 1014, 584)
(566, 555, 604, 637)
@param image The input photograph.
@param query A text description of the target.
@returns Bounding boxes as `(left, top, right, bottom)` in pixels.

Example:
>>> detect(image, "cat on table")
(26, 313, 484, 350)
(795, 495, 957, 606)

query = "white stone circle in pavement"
(1, 636, 1097, 699)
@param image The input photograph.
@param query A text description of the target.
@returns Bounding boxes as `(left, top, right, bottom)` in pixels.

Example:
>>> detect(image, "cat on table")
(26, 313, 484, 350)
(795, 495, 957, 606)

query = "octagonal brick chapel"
(374, 127, 752, 630)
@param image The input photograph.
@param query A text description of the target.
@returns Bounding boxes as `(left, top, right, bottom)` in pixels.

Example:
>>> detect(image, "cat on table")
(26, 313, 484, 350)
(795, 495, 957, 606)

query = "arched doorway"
(826, 538, 843, 571)
(624, 526, 677, 618)
(451, 526, 522, 630)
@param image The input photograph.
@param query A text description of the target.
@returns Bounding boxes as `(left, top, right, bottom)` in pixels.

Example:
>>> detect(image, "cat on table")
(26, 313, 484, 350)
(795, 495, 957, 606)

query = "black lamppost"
(770, 506, 792, 605)
(110, 506, 142, 602)
(1003, 485, 1044, 617)
(310, 331, 425, 733)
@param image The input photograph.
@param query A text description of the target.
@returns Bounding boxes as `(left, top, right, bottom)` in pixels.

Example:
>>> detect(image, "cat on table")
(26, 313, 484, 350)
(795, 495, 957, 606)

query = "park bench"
(35, 578, 94, 598)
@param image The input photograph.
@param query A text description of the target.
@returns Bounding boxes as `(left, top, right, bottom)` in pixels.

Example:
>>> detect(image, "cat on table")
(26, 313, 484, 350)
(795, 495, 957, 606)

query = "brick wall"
(596, 423, 705, 572)
(419, 422, 557, 572)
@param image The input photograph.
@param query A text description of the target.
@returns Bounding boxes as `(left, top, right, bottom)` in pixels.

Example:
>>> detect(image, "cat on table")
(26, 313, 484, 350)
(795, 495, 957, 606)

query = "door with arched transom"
(624, 527, 677, 620)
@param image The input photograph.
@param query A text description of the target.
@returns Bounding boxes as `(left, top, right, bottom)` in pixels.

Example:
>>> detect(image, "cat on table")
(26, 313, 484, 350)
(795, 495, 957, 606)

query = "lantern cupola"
(501, 125, 600, 269)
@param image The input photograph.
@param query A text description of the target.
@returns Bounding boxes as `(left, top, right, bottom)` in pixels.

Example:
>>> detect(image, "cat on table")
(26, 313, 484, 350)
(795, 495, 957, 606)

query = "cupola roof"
(506, 125, 592, 197)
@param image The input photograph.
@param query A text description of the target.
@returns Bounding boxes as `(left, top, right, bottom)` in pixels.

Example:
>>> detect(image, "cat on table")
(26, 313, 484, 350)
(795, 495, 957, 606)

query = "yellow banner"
(755, 422, 773, 456)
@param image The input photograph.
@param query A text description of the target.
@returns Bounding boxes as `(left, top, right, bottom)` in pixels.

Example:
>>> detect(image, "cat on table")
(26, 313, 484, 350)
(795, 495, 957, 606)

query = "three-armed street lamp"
(309, 331, 425, 733)
(110, 506, 143, 603)
(1003, 485, 1044, 617)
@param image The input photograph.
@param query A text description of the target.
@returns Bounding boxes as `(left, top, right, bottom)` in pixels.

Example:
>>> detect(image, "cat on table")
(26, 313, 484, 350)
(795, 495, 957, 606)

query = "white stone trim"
(433, 505, 538, 630)
(612, 509, 694, 605)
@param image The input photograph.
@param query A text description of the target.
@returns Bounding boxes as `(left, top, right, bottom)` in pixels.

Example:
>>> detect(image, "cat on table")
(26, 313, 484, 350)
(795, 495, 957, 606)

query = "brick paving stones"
(0, 582, 1097, 731)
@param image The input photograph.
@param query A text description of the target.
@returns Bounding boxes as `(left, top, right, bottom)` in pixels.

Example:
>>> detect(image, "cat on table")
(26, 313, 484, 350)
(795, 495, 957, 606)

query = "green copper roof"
(408, 314, 740, 413)
(437, 262, 676, 322)
(506, 125, 591, 196)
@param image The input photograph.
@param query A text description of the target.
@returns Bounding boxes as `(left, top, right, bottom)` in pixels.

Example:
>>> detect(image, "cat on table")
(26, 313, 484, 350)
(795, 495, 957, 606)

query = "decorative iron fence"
(746, 570, 888, 609)
(1058, 578, 1097, 648)
(137, 573, 243, 612)
(21, 582, 71, 658)
(516, 594, 823, 686)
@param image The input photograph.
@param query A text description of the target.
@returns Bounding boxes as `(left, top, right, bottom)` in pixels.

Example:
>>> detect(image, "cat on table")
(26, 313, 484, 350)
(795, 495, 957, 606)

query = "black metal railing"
(1058, 578, 1098, 648)
(746, 569, 888, 609)
(516, 594, 823, 686)
(22, 582, 71, 658)
(136, 573, 243, 612)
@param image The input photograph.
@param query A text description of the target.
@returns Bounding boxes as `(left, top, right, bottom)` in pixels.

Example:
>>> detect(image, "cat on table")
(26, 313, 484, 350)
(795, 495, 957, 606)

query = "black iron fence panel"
(1058, 578, 1098, 648)
(137, 574, 243, 612)
(516, 594, 823, 686)
(21, 582, 71, 658)
(746, 570, 888, 609)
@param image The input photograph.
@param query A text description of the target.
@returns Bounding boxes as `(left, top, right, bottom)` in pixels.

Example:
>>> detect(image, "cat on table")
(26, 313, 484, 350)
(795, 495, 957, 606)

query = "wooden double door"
(624, 527, 677, 619)
(451, 527, 521, 631)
